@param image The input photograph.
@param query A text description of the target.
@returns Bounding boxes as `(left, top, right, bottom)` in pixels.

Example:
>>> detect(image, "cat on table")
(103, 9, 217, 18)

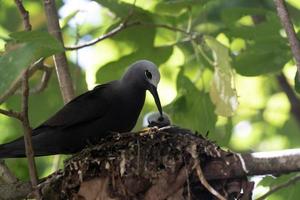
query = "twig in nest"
(187, 142, 226, 200)
(194, 159, 226, 200)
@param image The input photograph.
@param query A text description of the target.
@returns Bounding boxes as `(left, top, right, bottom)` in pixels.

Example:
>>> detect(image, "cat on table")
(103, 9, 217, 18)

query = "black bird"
(0, 60, 163, 158)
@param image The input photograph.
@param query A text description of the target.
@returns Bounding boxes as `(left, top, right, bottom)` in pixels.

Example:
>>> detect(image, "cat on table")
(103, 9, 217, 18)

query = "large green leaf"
(221, 7, 291, 76)
(225, 17, 281, 40)
(10, 30, 64, 58)
(165, 69, 217, 133)
(0, 30, 63, 97)
(233, 36, 290, 76)
(205, 36, 238, 117)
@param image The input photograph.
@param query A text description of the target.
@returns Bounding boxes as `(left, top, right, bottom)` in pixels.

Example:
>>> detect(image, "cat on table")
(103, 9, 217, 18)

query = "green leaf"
(165, 69, 217, 133)
(233, 36, 290, 76)
(295, 72, 300, 94)
(205, 36, 238, 117)
(10, 30, 64, 58)
(0, 30, 63, 97)
(222, 8, 281, 40)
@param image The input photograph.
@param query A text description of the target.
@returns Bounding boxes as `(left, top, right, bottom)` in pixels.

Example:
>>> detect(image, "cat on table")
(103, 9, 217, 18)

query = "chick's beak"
(148, 84, 163, 117)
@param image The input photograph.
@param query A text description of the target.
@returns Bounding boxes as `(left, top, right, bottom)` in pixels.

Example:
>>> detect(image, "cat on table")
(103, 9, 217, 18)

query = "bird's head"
(122, 60, 163, 117)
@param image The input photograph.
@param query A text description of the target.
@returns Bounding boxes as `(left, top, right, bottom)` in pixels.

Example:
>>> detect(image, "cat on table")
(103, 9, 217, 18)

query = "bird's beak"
(148, 84, 163, 117)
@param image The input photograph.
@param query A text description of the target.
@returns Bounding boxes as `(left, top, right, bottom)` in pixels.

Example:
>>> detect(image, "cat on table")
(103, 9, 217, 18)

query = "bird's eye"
(145, 70, 152, 79)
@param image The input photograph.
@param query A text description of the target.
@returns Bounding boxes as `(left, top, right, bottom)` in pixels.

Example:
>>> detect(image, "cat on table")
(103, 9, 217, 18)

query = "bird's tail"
(0, 137, 26, 158)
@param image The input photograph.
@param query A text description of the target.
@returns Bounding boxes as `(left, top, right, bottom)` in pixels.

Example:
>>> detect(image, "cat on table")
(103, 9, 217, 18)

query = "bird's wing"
(35, 83, 112, 130)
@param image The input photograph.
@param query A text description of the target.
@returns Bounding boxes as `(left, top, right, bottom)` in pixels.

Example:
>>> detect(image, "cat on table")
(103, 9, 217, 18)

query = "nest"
(40, 126, 253, 200)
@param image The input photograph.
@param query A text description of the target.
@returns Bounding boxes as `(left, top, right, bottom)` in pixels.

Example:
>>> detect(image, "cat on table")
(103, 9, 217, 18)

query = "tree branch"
(277, 73, 300, 125)
(256, 174, 300, 200)
(14, 0, 32, 31)
(0, 108, 22, 120)
(0, 5, 40, 198)
(15, 65, 53, 95)
(65, 21, 139, 50)
(274, 0, 300, 76)
(65, 21, 194, 51)
(43, 0, 75, 103)
(185, 148, 300, 181)
(21, 69, 41, 199)
(30, 66, 53, 94)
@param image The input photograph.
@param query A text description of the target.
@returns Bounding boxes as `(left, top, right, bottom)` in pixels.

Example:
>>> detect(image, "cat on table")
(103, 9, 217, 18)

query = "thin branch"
(43, 0, 75, 103)
(0, 108, 22, 120)
(274, 0, 300, 77)
(65, 22, 139, 50)
(2, 2, 41, 199)
(65, 21, 194, 51)
(0, 58, 44, 105)
(277, 73, 300, 125)
(256, 174, 300, 200)
(30, 66, 53, 94)
(21, 69, 41, 199)
(16, 65, 53, 95)
(14, 0, 32, 31)
(1, 2, 51, 103)
(64, 0, 194, 51)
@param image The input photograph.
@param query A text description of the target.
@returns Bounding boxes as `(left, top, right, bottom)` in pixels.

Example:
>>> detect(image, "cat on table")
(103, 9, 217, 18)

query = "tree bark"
(43, 0, 74, 103)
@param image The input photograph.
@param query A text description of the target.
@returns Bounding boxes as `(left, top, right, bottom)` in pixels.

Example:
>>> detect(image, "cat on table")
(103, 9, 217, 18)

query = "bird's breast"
(110, 89, 146, 132)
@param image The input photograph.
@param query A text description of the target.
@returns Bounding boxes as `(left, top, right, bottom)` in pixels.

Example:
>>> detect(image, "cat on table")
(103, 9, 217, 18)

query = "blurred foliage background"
(1, 0, 300, 199)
